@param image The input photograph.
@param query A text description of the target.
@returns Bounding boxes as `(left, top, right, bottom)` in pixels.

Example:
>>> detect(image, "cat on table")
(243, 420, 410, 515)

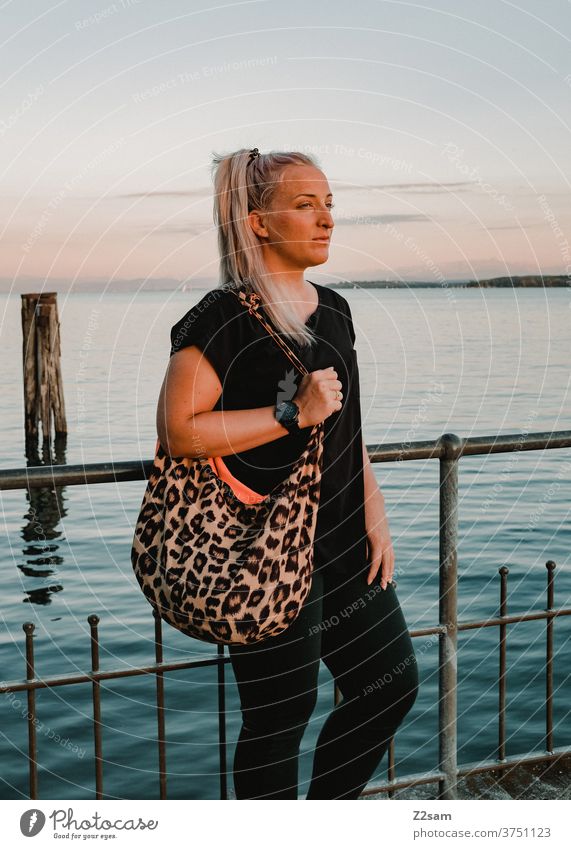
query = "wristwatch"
(275, 400, 301, 434)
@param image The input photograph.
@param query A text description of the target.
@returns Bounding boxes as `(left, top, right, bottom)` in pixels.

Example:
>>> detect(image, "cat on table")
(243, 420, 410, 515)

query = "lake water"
(1, 286, 570, 800)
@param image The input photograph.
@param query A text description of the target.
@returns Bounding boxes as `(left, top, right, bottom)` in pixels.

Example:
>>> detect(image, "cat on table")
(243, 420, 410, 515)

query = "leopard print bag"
(131, 289, 325, 645)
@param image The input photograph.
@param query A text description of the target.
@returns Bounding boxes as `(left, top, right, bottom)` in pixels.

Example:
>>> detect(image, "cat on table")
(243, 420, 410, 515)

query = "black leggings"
(228, 563, 419, 799)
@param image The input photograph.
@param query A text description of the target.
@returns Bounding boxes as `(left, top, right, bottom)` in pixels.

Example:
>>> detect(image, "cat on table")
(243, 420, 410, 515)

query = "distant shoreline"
(328, 275, 569, 289)
(0, 274, 568, 294)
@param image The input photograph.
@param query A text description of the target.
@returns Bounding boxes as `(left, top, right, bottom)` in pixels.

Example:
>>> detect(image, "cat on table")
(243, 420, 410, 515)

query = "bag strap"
(229, 288, 310, 376)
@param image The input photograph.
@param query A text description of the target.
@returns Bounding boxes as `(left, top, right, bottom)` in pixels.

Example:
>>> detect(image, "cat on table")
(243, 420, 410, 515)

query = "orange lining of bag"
(207, 455, 267, 504)
(155, 439, 266, 504)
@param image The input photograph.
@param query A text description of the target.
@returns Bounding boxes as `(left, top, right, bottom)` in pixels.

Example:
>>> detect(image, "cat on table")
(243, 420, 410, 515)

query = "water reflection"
(19, 433, 68, 605)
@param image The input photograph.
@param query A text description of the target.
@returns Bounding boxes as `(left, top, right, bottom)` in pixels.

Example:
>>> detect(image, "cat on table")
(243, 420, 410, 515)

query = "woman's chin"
(308, 247, 330, 265)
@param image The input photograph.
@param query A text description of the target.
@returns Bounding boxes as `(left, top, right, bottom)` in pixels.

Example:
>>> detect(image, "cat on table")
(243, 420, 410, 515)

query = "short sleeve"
(169, 289, 243, 385)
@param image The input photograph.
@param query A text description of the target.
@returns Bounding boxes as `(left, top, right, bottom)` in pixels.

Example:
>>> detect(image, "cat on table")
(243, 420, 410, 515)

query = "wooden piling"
(21, 292, 67, 442)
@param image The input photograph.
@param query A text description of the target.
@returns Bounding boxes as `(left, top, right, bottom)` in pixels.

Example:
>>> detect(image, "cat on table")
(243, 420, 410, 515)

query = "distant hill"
(329, 275, 568, 289)
(467, 275, 568, 288)
(1, 274, 567, 294)
(328, 279, 466, 288)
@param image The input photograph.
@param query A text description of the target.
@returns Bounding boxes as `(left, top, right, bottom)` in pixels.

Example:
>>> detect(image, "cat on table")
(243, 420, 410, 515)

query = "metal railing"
(1, 428, 570, 800)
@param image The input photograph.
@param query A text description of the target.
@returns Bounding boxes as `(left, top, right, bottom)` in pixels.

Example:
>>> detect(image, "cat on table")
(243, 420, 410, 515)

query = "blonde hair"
(210, 147, 322, 349)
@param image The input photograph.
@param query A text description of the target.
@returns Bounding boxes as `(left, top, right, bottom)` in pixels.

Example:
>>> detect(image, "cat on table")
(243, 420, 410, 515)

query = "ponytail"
(210, 147, 321, 348)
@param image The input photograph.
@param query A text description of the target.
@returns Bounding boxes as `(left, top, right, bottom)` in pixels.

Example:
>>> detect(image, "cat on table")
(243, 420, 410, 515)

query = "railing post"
(88, 615, 103, 799)
(217, 644, 229, 800)
(498, 566, 509, 763)
(23, 623, 38, 800)
(437, 433, 462, 800)
(545, 560, 556, 754)
(153, 609, 168, 799)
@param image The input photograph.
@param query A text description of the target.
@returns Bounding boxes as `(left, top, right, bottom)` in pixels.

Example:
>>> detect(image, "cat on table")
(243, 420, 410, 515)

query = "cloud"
(334, 213, 432, 225)
(113, 188, 210, 199)
(114, 180, 478, 202)
(141, 222, 211, 236)
(483, 224, 527, 231)
(334, 181, 476, 194)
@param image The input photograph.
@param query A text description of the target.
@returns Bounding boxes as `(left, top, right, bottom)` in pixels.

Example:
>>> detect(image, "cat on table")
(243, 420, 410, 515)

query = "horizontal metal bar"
(0, 653, 230, 694)
(360, 746, 571, 796)
(360, 769, 448, 795)
(0, 625, 446, 696)
(457, 745, 571, 778)
(4, 607, 568, 695)
(0, 459, 155, 491)
(1, 429, 570, 490)
(367, 429, 571, 464)
(408, 625, 448, 638)
(457, 608, 571, 631)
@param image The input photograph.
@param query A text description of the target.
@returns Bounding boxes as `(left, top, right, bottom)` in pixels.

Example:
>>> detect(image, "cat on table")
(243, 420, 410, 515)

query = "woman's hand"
(362, 439, 395, 589)
(295, 367, 343, 427)
(364, 506, 395, 589)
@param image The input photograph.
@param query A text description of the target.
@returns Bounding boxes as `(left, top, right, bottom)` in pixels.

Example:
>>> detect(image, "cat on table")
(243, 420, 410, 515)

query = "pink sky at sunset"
(2, 0, 570, 287)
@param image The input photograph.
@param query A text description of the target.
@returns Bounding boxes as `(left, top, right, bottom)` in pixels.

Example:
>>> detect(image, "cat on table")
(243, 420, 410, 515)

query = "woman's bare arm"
(156, 346, 293, 458)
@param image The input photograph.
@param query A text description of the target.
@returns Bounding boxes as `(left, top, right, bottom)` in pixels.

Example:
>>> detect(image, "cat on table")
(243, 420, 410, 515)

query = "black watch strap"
(283, 418, 301, 434)
(275, 400, 301, 434)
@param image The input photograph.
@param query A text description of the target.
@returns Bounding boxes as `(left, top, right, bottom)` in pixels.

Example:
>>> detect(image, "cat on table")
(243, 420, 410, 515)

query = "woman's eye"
(298, 202, 335, 209)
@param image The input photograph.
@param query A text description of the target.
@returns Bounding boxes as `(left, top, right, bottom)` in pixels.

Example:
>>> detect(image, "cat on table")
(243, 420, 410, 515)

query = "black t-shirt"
(169, 282, 367, 576)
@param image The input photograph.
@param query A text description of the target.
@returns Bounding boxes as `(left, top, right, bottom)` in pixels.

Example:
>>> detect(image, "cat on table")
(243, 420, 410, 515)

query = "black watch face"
(277, 400, 298, 425)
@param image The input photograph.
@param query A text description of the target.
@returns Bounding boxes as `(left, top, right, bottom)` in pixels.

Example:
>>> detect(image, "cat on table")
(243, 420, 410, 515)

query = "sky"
(1, 0, 570, 286)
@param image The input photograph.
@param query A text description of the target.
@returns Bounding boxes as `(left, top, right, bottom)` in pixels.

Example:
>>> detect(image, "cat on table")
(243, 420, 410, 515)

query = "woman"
(157, 147, 419, 800)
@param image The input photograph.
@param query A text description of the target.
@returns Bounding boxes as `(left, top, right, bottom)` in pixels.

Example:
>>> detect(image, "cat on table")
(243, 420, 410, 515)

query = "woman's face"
(251, 164, 335, 271)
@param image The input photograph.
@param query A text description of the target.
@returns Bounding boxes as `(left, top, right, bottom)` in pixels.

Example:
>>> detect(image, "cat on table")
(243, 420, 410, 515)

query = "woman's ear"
(248, 209, 268, 240)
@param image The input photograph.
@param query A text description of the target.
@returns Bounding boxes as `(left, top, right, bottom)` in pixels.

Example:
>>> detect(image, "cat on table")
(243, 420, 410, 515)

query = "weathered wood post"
(21, 292, 67, 443)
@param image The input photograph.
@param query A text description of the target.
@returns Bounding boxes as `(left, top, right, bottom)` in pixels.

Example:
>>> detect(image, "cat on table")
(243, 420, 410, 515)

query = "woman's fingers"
(369, 541, 394, 590)
(366, 536, 388, 587)
(364, 518, 396, 589)
(381, 547, 394, 589)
